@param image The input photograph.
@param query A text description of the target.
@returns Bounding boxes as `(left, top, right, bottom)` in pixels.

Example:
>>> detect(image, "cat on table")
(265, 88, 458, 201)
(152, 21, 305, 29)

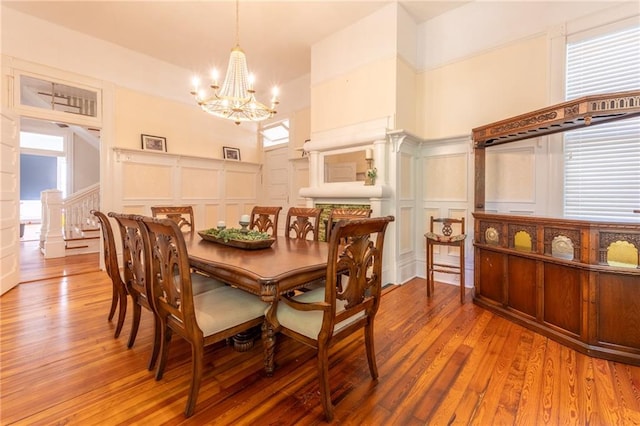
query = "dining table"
(185, 234, 330, 375)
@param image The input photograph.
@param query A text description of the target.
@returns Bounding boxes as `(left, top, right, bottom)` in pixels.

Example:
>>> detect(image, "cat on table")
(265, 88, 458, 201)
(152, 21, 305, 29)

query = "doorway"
(19, 117, 101, 281)
(262, 146, 290, 234)
(1, 65, 106, 293)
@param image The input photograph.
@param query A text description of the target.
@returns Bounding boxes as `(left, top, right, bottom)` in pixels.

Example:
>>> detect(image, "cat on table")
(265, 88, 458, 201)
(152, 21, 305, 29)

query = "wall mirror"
(323, 150, 370, 183)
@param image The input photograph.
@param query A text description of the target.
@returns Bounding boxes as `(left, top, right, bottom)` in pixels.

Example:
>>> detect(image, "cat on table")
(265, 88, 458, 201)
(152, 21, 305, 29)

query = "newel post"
(40, 189, 66, 258)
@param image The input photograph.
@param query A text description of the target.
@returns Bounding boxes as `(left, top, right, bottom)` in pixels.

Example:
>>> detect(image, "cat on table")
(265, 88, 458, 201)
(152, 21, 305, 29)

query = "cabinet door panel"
(598, 273, 640, 349)
(507, 255, 536, 317)
(477, 249, 504, 304)
(544, 263, 581, 336)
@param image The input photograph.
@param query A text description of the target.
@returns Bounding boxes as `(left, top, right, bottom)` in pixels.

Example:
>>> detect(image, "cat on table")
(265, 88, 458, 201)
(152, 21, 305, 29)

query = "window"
(20, 131, 67, 222)
(19, 75, 98, 118)
(261, 119, 289, 148)
(564, 24, 640, 221)
(20, 131, 64, 152)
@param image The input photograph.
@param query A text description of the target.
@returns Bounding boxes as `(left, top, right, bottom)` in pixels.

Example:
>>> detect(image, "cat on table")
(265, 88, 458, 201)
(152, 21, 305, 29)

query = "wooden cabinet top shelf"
(472, 90, 640, 147)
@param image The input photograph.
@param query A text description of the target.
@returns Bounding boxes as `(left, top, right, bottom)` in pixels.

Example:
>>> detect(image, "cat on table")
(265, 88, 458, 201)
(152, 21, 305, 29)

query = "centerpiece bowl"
(198, 228, 275, 250)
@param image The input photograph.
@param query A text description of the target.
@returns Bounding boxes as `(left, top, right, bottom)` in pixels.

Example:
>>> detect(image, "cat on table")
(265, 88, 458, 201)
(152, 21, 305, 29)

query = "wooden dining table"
(185, 234, 330, 374)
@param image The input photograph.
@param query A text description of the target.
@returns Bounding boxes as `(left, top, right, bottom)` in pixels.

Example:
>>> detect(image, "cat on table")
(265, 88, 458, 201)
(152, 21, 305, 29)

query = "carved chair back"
(326, 207, 372, 242)
(249, 206, 282, 237)
(91, 209, 128, 338)
(285, 207, 322, 241)
(151, 206, 195, 234)
(109, 212, 160, 367)
(429, 216, 465, 237)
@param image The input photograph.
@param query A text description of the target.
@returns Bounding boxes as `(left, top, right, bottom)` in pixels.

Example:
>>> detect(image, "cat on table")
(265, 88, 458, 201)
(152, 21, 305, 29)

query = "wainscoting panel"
(181, 167, 219, 200)
(112, 148, 260, 230)
(122, 163, 172, 200)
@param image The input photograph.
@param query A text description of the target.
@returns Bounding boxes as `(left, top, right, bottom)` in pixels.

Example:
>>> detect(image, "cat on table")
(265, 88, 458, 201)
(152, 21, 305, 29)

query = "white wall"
(1, 7, 257, 156)
(1, 5, 313, 228)
(71, 132, 100, 193)
(1, 6, 311, 158)
(417, 1, 631, 71)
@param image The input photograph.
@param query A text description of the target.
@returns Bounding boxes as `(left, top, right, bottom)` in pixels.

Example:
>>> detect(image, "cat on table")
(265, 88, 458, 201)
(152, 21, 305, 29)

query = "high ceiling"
(4, 1, 469, 86)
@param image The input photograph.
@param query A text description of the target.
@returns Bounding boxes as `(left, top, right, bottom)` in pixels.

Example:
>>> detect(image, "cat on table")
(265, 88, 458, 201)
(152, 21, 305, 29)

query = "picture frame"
(223, 146, 241, 161)
(141, 134, 167, 152)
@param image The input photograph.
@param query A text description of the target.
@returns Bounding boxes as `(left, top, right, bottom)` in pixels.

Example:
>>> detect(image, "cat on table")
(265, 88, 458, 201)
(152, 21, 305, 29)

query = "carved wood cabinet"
(472, 90, 640, 365)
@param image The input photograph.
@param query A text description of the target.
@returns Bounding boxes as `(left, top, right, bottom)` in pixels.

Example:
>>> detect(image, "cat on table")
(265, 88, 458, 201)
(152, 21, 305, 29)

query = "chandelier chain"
(235, 0, 240, 46)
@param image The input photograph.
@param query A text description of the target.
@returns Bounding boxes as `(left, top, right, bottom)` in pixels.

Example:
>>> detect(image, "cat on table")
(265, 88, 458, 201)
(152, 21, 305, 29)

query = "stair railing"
(63, 183, 100, 237)
(40, 183, 100, 258)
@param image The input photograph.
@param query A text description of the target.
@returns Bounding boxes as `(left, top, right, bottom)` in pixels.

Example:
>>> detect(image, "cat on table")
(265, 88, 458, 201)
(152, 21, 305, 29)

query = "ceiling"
(4, 1, 469, 86)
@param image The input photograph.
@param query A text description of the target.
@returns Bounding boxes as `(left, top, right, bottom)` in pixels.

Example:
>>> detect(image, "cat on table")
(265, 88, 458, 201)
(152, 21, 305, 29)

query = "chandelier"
(190, 0, 279, 125)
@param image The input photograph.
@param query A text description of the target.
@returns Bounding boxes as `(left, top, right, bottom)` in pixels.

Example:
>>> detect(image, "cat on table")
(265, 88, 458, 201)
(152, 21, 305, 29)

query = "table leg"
(232, 326, 261, 351)
(261, 320, 276, 376)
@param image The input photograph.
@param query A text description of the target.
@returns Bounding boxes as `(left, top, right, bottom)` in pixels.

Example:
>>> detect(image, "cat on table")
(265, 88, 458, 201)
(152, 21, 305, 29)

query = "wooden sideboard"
(473, 212, 640, 364)
(472, 90, 640, 365)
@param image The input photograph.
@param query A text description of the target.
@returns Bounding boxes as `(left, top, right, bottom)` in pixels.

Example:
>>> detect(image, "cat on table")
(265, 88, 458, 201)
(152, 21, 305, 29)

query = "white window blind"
(564, 25, 640, 221)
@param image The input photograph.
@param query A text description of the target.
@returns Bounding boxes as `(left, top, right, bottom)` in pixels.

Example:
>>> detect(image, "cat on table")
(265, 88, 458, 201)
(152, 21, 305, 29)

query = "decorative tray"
(197, 229, 275, 250)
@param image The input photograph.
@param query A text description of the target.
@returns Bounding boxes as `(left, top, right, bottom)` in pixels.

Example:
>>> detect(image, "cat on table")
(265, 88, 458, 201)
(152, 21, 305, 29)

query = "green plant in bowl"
(202, 228, 271, 242)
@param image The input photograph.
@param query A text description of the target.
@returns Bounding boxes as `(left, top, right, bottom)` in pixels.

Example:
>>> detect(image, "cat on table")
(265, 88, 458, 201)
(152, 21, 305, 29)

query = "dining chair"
(150, 205, 195, 234)
(285, 207, 322, 241)
(271, 215, 395, 421)
(138, 216, 269, 417)
(151, 204, 213, 277)
(249, 206, 282, 237)
(91, 209, 128, 338)
(425, 216, 467, 303)
(325, 207, 372, 242)
(108, 212, 162, 371)
(110, 212, 226, 370)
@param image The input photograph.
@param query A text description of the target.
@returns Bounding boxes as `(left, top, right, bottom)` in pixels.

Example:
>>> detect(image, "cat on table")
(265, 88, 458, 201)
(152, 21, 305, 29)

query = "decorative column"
(41, 189, 66, 258)
(372, 139, 386, 185)
(307, 150, 320, 188)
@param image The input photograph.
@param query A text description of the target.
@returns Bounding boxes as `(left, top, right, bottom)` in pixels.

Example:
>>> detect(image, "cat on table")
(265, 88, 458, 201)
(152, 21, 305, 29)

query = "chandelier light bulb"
(210, 69, 219, 86)
(191, 76, 200, 94)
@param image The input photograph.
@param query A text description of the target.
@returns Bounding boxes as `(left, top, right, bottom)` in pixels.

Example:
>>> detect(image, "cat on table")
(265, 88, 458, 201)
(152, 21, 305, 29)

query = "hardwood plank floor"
(2, 265, 639, 424)
(19, 239, 99, 283)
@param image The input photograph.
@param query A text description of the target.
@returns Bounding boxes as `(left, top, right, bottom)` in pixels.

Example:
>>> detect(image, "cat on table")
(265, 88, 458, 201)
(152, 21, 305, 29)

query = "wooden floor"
(19, 231, 100, 283)
(2, 255, 640, 424)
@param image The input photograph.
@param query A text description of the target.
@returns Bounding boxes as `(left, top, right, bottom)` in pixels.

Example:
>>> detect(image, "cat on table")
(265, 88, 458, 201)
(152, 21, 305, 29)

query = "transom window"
(261, 119, 289, 148)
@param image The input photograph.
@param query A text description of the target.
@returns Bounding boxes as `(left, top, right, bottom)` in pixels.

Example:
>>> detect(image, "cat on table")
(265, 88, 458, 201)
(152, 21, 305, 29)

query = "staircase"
(64, 223, 100, 255)
(40, 184, 100, 258)
(63, 183, 100, 255)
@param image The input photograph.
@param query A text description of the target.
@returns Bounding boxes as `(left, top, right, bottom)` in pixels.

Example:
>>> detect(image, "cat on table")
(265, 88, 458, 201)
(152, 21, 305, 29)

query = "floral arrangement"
(366, 168, 377, 179)
(202, 228, 271, 242)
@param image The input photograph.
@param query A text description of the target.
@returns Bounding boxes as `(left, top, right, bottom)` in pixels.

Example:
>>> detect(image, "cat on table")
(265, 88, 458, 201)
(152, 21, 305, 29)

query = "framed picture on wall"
(223, 146, 241, 161)
(141, 134, 167, 152)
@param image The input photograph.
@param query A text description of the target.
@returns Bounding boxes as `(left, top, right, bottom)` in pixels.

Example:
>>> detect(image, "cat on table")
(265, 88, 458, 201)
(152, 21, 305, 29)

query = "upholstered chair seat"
(424, 232, 466, 243)
(193, 285, 268, 336)
(275, 287, 365, 339)
(190, 271, 226, 294)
